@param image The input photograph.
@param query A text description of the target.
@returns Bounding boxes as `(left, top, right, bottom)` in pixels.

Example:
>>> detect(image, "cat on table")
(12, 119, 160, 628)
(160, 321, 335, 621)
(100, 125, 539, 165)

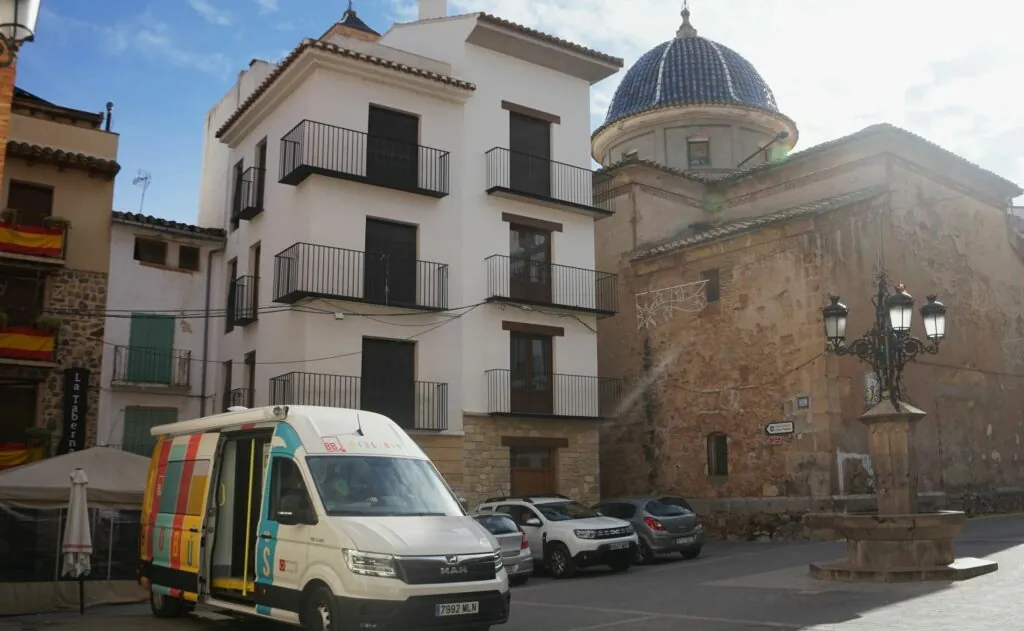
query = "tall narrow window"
(508, 112, 551, 197)
(364, 218, 417, 307)
(254, 138, 267, 211)
(221, 360, 233, 412)
(230, 160, 244, 231)
(707, 433, 728, 476)
(687, 139, 710, 167)
(360, 338, 416, 428)
(701, 268, 720, 303)
(366, 105, 419, 191)
(508, 224, 552, 304)
(509, 332, 553, 416)
(244, 351, 256, 408)
(225, 258, 238, 333)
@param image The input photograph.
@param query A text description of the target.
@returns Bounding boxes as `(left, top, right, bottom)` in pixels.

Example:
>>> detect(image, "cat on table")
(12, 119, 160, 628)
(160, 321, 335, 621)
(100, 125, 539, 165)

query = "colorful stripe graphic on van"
(254, 423, 303, 616)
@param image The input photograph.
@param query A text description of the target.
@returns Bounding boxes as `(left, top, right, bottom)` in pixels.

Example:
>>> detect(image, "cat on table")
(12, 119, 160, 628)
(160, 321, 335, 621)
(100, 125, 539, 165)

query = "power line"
(41, 300, 492, 320)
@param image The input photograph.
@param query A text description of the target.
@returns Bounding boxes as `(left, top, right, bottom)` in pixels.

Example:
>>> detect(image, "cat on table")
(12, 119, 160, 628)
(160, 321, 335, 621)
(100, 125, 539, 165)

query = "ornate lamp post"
(821, 272, 947, 406)
(0, 0, 40, 67)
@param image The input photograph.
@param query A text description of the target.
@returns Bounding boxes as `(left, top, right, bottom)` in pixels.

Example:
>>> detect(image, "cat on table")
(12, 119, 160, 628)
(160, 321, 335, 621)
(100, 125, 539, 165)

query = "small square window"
(178, 245, 200, 271)
(701, 268, 720, 303)
(688, 140, 710, 167)
(134, 238, 166, 265)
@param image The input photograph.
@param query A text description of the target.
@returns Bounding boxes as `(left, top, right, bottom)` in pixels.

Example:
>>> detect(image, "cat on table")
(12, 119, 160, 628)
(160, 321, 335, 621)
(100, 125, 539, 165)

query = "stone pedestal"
(809, 400, 998, 582)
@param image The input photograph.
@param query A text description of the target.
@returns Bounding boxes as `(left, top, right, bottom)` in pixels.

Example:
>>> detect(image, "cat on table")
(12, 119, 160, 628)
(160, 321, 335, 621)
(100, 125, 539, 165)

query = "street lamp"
(0, 0, 40, 67)
(821, 272, 947, 406)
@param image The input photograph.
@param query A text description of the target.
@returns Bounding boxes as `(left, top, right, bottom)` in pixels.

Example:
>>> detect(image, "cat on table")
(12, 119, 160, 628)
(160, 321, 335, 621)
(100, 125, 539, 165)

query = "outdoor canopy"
(0, 446, 150, 509)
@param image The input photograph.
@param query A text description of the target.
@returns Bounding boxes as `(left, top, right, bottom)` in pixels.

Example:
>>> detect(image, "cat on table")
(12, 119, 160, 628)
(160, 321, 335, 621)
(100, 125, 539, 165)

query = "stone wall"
(42, 268, 108, 449)
(462, 415, 600, 508)
(413, 433, 464, 490)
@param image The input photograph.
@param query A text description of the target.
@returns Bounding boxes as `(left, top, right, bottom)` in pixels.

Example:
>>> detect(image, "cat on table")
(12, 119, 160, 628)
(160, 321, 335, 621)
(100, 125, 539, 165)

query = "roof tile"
(7, 141, 120, 177)
(112, 211, 226, 239)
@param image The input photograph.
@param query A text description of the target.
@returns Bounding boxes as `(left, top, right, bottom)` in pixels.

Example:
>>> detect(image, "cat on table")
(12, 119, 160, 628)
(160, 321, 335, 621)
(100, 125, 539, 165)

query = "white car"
(476, 495, 638, 579)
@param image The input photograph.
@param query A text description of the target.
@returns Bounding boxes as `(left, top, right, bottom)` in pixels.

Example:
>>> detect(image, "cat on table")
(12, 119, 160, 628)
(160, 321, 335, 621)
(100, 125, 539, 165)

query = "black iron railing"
(484, 147, 615, 214)
(228, 387, 253, 409)
(272, 242, 448, 310)
(231, 275, 259, 326)
(279, 120, 450, 197)
(269, 371, 448, 431)
(232, 166, 266, 221)
(485, 369, 620, 419)
(112, 346, 191, 388)
(484, 254, 617, 315)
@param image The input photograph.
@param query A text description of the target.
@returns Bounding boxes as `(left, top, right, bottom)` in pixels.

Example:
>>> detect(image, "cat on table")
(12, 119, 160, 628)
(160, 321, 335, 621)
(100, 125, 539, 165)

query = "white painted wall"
(96, 223, 224, 447)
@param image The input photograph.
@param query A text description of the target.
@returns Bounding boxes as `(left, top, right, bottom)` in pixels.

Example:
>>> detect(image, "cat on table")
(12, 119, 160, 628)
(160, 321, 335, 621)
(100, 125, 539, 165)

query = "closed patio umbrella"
(61, 467, 92, 614)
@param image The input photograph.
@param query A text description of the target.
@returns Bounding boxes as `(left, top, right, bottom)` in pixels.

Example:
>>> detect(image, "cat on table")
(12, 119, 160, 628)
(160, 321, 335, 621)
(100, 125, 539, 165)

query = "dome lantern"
(676, 1, 697, 39)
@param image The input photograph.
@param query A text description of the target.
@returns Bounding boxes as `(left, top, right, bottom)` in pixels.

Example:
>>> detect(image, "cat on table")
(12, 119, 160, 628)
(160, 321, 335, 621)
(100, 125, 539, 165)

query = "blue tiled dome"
(604, 19, 779, 126)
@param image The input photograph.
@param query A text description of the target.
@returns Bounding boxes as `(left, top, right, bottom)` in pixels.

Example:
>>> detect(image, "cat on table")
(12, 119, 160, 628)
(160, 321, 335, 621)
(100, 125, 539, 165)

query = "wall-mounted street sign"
(765, 421, 795, 436)
(766, 436, 783, 445)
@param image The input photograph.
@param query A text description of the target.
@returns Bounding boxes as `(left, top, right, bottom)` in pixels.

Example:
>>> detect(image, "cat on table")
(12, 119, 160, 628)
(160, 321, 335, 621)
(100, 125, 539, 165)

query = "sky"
(16, 0, 1024, 224)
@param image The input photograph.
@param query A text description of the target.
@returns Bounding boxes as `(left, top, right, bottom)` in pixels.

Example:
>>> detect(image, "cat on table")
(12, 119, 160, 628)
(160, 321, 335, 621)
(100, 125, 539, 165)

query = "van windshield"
(306, 455, 464, 517)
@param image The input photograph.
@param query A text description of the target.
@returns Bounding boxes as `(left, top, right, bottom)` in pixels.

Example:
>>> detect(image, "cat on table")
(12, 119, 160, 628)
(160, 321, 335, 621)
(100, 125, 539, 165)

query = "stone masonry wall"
(462, 415, 600, 508)
(42, 268, 108, 449)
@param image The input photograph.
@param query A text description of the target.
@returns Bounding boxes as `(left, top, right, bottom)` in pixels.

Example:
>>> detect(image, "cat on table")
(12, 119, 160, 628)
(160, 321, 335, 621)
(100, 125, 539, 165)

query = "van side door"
(253, 455, 315, 615)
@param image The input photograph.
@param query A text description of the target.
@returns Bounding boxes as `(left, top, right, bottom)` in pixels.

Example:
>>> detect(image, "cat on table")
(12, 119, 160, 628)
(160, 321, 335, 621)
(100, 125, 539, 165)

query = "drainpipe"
(200, 245, 225, 416)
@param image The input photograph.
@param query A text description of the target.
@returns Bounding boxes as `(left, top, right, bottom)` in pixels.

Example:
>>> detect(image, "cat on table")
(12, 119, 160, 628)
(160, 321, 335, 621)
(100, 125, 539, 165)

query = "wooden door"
(360, 338, 416, 428)
(364, 218, 417, 306)
(509, 225, 552, 303)
(366, 106, 419, 190)
(6, 181, 53, 226)
(509, 332, 553, 415)
(510, 447, 556, 497)
(509, 112, 551, 197)
(254, 140, 267, 209)
(127, 314, 175, 383)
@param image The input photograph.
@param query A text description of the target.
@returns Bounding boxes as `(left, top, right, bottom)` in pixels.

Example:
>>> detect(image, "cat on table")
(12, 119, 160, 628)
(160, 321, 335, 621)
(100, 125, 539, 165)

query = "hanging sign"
(56, 368, 90, 455)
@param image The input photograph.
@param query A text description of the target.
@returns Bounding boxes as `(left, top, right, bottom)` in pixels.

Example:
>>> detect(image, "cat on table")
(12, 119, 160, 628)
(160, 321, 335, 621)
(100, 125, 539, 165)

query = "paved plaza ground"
(4, 514, 1022, 631)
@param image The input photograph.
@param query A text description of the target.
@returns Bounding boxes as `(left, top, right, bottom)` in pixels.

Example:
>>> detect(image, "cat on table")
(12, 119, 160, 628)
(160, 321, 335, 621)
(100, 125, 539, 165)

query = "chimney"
(418, 0, 447, 20)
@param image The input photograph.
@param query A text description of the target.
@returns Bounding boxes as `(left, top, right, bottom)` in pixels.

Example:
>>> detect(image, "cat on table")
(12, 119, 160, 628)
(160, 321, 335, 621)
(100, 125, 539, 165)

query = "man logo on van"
(440, 557, 468, 576)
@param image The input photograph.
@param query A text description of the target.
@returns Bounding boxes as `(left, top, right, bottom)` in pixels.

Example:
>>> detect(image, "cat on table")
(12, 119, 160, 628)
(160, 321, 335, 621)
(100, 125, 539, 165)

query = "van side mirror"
(524, 517, 542, 527)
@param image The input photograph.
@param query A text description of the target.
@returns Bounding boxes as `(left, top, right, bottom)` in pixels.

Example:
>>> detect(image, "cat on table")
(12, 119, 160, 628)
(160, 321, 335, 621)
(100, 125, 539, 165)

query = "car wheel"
(634, 540, 655, 565)
(546, 543, 577, 579)
(303, 585, 338, 631)
(510, 575, 529, 586)
(149, 590, 185, 619)
(681, 546, 702, 560)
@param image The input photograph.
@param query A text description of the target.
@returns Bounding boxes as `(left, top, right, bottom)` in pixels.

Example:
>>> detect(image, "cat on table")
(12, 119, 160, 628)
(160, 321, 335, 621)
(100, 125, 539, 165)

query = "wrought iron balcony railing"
(279, 120, 450, 198)
(230, 275, 259, 326)
(269, 371, 448, 431)
(484, 147, 615, 216)
(485, 369, 620, 419)
(111, 345, 191, 388)
(484, 254, 617, 315)
(232, 166, 266, 221)
(272, 242, 448, 310)
(228, 387, 253, 409)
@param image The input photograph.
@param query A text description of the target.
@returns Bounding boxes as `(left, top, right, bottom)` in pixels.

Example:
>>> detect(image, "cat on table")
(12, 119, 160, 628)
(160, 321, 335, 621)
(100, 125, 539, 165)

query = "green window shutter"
(122, 407, 178, 456)
(127, 313, 176, 383)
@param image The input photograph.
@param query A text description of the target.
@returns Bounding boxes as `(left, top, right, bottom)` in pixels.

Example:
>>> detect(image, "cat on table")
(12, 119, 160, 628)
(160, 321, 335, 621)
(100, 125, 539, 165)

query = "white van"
(138, 405, 510, 630)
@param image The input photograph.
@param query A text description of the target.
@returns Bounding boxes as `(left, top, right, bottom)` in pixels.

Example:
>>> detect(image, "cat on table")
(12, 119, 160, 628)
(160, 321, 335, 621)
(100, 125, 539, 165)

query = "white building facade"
(96, 212, 225, 455)
(198, 1, 622, 505)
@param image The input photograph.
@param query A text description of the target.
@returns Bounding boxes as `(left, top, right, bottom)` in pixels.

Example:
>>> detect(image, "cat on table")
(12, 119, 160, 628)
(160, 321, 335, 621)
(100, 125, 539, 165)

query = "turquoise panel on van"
(254, 423, 303, 616)
(152, 513, 176, 566)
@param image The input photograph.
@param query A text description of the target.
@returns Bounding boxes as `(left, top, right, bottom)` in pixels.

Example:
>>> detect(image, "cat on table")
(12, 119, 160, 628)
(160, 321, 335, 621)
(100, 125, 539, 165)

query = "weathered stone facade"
(595, 127, 1024, 529)
(461, 415, 601, 507)
(41, 268, 108, 448)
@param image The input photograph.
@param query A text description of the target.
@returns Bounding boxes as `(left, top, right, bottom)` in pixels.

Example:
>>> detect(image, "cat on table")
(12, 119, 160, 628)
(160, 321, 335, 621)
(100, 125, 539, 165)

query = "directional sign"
(765, 421, 795, 436)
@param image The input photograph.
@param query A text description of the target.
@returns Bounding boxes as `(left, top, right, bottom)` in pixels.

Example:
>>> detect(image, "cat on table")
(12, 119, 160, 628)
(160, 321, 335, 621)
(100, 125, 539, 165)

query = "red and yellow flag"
(0, 327, 56, 361)
(0, 224, 64, 258)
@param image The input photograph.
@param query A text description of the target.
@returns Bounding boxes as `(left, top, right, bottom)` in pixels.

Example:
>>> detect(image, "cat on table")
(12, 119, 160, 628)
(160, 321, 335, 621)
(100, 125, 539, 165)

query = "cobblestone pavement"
(3, 515, 1022, 631)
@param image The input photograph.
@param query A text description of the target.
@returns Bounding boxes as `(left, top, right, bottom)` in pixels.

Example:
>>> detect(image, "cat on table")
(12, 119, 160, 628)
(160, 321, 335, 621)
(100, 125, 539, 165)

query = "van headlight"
(573, 529, 597, 539)
(342, 550, 397, 578)
(494, 550, 503, 572)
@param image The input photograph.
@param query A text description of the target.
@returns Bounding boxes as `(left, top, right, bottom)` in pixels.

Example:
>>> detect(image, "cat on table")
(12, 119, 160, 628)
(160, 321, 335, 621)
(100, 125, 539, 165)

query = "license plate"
(676, 536, 695, 544)
(609, 541, 630, 550)
(435, 602, 479, 617)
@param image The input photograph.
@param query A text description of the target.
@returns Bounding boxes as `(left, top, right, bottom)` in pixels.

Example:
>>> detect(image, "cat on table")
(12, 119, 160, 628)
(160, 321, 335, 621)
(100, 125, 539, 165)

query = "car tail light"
(521, 533, 529, 549)
(644, 516, 666, 531)
(696, 517, 704, 527)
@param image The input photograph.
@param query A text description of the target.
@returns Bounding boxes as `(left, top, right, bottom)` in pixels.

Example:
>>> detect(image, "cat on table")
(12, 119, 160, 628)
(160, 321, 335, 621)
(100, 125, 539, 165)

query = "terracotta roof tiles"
(112, 211, 226, 239)
(475, 13, 624, 67)
(6, 141, 120, 177)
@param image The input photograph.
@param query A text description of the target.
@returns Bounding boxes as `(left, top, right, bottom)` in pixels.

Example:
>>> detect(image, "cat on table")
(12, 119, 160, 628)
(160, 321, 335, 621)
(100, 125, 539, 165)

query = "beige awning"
(0, 447, 150, 510)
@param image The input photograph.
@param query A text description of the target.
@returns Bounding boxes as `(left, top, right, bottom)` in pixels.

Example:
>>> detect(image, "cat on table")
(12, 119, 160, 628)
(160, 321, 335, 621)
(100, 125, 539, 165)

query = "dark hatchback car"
(593, 496, 705, 564)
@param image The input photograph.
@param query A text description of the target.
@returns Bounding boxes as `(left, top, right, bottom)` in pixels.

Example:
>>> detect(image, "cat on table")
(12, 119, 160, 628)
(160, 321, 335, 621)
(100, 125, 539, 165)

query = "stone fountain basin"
(829, 510, 967, 542)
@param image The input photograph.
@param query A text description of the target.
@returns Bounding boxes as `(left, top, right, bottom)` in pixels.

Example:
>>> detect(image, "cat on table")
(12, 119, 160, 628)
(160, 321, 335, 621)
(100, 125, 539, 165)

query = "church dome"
(603, 7, 779, 127)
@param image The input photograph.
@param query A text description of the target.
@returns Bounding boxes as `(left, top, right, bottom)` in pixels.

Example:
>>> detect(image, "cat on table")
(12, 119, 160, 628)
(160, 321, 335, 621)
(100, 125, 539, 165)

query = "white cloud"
(435, 0, 1024, 195)
(255, 0, 279, 14)
(105, 13, 233, 77)
(188, 0, 233, 26)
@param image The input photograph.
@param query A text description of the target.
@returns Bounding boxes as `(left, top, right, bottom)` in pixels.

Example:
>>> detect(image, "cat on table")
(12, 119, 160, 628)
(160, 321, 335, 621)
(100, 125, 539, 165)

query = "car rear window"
(474, 514, 519, 535)
(645, 499, 691, 517)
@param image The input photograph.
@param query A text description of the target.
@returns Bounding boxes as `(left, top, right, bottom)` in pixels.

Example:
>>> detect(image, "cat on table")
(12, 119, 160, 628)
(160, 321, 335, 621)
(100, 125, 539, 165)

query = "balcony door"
(509, 224, 551, 304)
(360, 338, 415, 429)
(509, 112, 551, 198)
(7, 181, 53, 226)
(127, 313, 175, 383)
(510, 332, 553, 415)
(366, 105, 419, 191)
(364, 218, 417, 307)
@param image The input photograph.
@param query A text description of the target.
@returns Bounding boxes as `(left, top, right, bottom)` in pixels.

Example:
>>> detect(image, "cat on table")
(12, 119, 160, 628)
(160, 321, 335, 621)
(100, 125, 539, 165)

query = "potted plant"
(42, 216, 71, 230)
(33, 314, 62, 332)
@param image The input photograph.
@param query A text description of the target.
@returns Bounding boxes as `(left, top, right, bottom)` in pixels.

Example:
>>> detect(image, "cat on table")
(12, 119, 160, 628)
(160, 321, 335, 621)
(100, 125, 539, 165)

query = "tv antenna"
(132, 170, 152, 214)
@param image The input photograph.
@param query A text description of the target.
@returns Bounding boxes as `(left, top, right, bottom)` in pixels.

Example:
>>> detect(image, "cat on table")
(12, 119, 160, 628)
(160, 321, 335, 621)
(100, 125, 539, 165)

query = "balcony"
(0, 308, 59, 363)
(111, 346, 191, 389)
(0, 217, 68, 265)
(230, 275, 259, 326)
(269, 371, 449, 431)
(227, 387, 253, 409)
(232, 166, 265, 221)
(279, 120, 450, 198)
(484, 255, 618, 316)
(484, 147, 615, 217)
(272, 243, 448, 310)
(485, 369, 621, 420)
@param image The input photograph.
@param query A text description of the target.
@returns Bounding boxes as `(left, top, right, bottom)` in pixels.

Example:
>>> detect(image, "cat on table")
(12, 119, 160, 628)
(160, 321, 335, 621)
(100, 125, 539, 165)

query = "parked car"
(477, 494, 638, 579)
(592, 495, 705, 564)
(472, 513, 534, 586)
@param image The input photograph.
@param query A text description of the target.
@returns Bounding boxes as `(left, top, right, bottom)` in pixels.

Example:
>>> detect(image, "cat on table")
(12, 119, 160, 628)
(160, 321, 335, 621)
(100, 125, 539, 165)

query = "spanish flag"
(0, 327, 56, 361)
(0, 224, 64, 258)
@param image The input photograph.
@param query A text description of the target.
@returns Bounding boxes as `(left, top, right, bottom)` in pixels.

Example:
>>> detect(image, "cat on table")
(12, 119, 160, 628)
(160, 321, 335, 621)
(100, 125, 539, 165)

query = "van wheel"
(303, 586, 338, 631)
(149, 590, 184, 618)
(546, 543, 576, 579)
